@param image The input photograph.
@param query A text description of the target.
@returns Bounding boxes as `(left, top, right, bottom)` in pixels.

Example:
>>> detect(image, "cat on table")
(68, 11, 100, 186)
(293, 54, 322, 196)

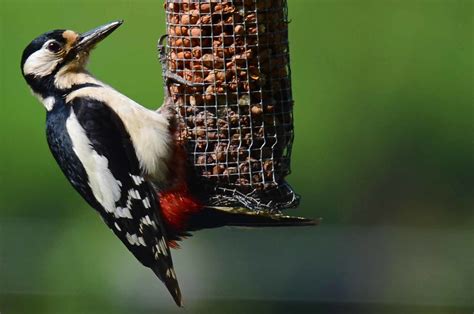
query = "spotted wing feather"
(68, 97, 182, 306)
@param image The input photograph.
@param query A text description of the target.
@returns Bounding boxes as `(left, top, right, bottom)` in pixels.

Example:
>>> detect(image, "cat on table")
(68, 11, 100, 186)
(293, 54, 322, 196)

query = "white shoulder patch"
(66, 85, 173, 184)
(66, 109, 122, 213)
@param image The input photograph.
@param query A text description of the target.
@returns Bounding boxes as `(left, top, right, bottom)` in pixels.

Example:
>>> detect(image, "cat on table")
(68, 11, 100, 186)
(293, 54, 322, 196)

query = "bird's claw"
(158, 34, 205, 88)
(165, 72, 205, 87)
(157, 34, 168, 61)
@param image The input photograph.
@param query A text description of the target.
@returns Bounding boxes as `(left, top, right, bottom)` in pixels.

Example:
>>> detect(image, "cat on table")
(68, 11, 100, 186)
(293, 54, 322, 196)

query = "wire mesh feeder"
(163, 0, 298, 211)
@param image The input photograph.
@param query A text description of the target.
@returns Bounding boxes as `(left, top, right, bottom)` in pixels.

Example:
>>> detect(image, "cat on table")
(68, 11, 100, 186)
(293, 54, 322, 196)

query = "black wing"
(69, 96, 182, 306)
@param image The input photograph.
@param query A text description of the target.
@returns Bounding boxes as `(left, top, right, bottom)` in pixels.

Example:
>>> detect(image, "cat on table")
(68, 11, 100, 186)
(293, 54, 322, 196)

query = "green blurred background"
(1, 0, 473, 313)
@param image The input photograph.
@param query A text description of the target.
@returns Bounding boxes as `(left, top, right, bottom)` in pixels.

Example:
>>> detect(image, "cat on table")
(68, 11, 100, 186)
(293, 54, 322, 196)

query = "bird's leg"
(157, 35, 204, 119)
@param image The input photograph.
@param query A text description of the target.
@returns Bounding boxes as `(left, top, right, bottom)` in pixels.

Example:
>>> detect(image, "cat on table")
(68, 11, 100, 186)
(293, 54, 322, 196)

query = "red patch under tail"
(157, 185, 202, 248)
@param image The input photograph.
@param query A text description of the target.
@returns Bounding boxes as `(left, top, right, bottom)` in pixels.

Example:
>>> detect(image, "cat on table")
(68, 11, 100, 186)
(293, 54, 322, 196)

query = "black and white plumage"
(55, 97, 180, 303)
(21, 21, 182, 306)
(21, 20, 317, 307)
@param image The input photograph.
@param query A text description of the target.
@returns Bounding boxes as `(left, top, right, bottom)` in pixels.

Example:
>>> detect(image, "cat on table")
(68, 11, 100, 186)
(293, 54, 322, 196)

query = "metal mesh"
(164, 0, 298, 210)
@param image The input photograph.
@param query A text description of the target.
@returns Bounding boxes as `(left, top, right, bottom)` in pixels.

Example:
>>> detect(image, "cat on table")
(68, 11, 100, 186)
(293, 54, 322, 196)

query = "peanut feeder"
(163, 0, 298, 211)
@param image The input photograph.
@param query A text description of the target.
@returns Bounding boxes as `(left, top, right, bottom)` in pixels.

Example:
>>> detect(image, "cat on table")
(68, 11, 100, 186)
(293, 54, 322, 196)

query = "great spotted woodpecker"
(21, 21, 316, 307)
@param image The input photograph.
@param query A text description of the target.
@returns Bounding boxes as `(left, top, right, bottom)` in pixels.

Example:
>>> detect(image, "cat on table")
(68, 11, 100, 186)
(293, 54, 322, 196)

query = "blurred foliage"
(0, 0, 473, 313)
(0, 0, 472, 226)
(289, 0, 473, 227)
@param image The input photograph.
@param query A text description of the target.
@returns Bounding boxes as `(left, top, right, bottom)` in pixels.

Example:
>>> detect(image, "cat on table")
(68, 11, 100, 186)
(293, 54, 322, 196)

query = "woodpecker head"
(21, 20, 122, 97)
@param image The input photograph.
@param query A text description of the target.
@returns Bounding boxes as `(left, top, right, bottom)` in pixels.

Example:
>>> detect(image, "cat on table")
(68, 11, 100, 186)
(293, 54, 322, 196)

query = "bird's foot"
(157, 34, 205, 87)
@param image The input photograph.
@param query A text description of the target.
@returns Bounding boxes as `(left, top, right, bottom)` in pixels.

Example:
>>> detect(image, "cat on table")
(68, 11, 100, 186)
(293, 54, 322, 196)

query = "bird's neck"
(54, 68, 102, 92)
(28, 69, 103, 111)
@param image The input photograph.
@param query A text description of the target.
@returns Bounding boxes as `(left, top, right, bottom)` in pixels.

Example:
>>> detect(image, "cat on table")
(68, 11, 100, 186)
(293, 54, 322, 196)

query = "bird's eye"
(47, 41, 61, 53)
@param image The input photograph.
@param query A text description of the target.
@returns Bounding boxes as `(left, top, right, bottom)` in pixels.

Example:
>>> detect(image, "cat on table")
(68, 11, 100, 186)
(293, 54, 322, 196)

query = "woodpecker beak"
(75, 20, 123, 52)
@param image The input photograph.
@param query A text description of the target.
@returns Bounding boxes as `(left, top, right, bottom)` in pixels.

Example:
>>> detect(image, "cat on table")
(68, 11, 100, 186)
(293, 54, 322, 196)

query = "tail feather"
(186, 206, 319, 231)
(151, 264, 183, 307)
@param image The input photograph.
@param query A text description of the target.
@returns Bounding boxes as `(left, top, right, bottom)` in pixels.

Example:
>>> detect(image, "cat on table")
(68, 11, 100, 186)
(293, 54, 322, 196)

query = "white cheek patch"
(66, 109, 122, 214)
(23, 48, 61, 77)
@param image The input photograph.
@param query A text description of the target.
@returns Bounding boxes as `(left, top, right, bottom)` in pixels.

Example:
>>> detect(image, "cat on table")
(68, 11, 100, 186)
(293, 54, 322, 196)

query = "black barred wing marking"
(69, 96, 182, 306)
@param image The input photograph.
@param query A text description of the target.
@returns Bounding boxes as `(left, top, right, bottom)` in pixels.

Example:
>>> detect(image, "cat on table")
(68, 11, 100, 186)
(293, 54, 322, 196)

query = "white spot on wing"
(126, 233, 146, 246)
(126, 233, 138, 245)
(115, 206, 132, 219)
(66, 110, 121, 214)
(130, 174, 144, 185)
(166, 268, 176, 278)
(153, 239, 169, 258)
(158, 238, 168, 257)
(114, 222, 121, 231)
(140, 215, 157, 230)
(154, 245, 161, 259)
(141, 215, 153, 225)
(128, 189, 140, 200)
(166, 268, 176, 279)
(142, 197, 151, 208)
